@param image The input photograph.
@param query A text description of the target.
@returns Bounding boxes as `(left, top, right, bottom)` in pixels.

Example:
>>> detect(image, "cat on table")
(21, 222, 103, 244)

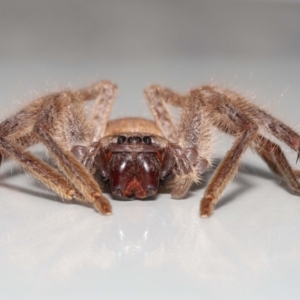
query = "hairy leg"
(190, 87, 260, 217)
(0, 83, 113, 214)
(145, 85, 212, 198)
(88, 81, 117, 141)
(200, 127, 257, 217)
(0, 137, 77, 199)
(191, 85, 300, 216)
(253, 135, 300, 193)
(32, 91, 111, 213)
(0, 95, 81, 201)
(144, 85, 181, 143)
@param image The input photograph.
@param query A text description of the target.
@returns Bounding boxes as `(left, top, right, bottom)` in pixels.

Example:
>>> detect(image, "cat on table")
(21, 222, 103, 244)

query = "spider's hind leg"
(253, 135, 300, 193)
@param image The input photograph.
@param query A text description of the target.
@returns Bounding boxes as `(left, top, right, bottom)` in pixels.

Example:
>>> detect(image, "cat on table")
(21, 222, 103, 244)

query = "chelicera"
(0, 81, 299, 217)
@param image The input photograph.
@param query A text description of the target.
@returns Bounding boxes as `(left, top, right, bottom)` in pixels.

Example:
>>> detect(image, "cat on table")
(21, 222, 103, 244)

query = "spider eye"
(135, 136, 142, 143)
(143, 136, 152, 145)
(117, 136, 126, 144)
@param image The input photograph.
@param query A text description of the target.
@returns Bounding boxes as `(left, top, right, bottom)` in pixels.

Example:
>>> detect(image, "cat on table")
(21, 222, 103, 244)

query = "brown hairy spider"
(0, 80, 300, 217)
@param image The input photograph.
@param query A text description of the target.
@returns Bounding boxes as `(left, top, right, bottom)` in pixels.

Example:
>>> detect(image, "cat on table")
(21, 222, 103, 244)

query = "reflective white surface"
(1, 1, 300, 299)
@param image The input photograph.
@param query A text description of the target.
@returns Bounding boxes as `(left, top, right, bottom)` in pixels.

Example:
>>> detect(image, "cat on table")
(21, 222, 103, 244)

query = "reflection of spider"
(0, 81, 299, 217)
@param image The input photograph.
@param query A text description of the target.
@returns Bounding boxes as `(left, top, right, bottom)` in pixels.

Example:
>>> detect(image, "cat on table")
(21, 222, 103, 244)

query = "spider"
(0, 80, 299, 217)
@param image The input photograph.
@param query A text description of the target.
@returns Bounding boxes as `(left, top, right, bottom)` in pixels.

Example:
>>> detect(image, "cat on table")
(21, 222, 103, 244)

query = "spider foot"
(200, 195, 214, 218)
(64, 188, 76, 200)
(171, 175, 194, 199)
(92, 193, 112, 215)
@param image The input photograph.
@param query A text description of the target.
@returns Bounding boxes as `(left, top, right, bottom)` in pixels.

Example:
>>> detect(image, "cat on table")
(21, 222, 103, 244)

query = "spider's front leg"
(194, 86, 300, 216)
(189, 87, 262, 217)
(0, 96, 79, 200)
(32, 85, 117, 214)
(145, 85, 211, 199)
(0, 81, 117, 215)
(146, 85, 261, 217)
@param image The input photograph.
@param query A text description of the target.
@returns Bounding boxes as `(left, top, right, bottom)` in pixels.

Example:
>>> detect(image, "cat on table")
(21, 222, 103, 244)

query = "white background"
(1, 1, 300, 299)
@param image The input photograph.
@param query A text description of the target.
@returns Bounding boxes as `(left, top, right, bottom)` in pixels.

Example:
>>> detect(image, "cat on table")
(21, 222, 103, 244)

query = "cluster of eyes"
(117, 135, 152, 145)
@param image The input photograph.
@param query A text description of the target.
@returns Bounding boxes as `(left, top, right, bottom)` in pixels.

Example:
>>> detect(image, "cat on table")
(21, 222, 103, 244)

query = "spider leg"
(0, 138, 77, 199)
(0, 97, 42, 162)
(145, 84, 300, 216)
(188, 87, 261, 217)
(144, 85, 184, 142)
(79, 81, 118, 141)
(189, 85, 300, 216)
(0, 97, 78, 200)
(145, 85, 213, 198)
(0, 80, 117, 159)
(0, 83, 114, 214)
(32, 91, 112, 214)
(255, 109, 300, 154)
(253, 135, 300, 193)
(200, 127, 258, 217)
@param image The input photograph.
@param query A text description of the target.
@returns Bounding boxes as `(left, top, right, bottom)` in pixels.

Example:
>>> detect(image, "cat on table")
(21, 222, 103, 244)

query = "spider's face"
(101, 134, 170, 200)
(108, 151, 161, 199)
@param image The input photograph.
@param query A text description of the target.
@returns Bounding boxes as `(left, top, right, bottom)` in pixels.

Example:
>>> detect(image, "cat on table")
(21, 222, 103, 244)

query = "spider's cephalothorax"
(1, 80, 300, 217)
